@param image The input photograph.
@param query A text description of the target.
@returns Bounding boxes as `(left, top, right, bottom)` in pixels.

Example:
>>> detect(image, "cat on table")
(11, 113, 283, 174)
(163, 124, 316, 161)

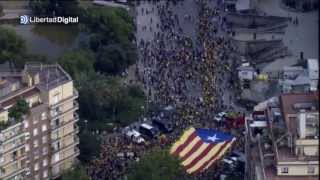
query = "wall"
(277, 164, 319, 176)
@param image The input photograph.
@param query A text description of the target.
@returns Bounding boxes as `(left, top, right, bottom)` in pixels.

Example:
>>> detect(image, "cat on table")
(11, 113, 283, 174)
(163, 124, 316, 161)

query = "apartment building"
(246, 92, 319, 180)
(0, 63, 79, 180)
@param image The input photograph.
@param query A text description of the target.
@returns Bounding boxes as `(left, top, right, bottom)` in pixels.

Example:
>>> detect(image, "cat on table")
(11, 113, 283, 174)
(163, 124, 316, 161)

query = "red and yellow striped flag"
(170, 127, 236, 174)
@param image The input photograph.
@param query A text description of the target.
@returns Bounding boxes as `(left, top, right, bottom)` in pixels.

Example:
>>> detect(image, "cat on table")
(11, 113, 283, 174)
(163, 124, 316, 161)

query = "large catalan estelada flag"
(170, 127, 236, 174)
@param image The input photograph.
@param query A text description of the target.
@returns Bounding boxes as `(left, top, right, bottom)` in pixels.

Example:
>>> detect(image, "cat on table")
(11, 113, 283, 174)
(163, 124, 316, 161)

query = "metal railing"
(50, 90, 78, 109)
(74, 136, 79, 145)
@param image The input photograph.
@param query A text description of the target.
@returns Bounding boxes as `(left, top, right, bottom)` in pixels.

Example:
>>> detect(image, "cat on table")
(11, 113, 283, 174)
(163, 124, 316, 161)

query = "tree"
(75, 72, 145, 127)
(0, 4, 3, 17)
(81, 6, 137, 76)
(78, 131, 101, 163)
(0, 26, 26, 67)
(8, 99, 29, 122)
(61, 165, 90, 180)
(29, 0, 81, 16)
(84, 7, 134, 45)
(95, 44, 126, 75)
(128, 149, 183, 180)
(95, 42, 137, 75)
(57, 50, 95, 78)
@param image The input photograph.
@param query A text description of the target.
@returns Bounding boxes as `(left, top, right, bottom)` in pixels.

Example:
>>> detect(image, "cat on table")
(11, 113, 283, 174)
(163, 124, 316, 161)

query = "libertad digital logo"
(19, 15, 78, 25)
(20, 15, 29, 25)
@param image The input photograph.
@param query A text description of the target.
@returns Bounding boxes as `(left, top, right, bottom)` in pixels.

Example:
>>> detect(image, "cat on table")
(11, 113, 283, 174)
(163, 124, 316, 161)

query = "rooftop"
(277, 146, 318, 162)
(24, 62, 71, 90)
(264, 166, 318, 180)
(280, 92, 318, 115)
(279, 92, 318, 135)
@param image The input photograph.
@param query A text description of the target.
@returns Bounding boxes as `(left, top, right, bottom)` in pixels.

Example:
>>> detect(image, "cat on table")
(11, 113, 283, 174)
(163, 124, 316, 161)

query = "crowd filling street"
(87, 0, 246, 179)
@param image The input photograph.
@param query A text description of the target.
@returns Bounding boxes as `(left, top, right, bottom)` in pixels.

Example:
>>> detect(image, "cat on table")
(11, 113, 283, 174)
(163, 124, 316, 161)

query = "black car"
(139, 123, 160, 139)
(152, 118, 173, 133)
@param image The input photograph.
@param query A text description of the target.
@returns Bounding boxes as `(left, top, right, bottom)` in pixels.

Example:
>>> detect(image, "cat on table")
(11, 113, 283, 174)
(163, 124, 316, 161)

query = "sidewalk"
(256, 0, 318, 72)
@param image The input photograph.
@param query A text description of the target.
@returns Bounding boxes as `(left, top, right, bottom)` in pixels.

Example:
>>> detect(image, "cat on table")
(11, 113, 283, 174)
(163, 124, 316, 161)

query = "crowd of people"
(87, 0, 246, 179)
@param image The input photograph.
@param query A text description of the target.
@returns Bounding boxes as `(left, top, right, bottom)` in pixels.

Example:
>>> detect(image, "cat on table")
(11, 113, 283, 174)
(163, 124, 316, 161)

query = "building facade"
(247, 92, 319, 180)
(0, 63, 79, 180)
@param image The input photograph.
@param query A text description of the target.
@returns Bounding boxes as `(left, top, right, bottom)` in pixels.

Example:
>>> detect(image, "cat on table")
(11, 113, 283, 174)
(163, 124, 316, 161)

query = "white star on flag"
(207, 134, 220, 142)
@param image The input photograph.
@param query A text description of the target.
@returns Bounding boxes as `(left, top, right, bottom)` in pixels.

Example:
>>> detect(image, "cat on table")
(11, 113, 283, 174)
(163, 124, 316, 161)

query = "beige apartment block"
(250, 92, 319, 180)
(0, 63, 79, 180)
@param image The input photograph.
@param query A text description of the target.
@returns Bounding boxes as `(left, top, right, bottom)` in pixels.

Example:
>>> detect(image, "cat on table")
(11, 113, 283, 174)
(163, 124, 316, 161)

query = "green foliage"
(128, 149, 183, 180)
(29, 0, 81, 16)
(83, 6, 137, 75)
(0, 121, 10, 131)
(78, 131, 101, 163)
(32, 24, 80, 46)
(84, 6, 134, 45)
(0, 4, 3, 17)
(76, 72, 145, 127)
(8, 99, 29, 121)
(0, 26, 26, 65)
(95, 43, 137, 75)
(61, 164, 90, 180)
(57, 50, 95, 78)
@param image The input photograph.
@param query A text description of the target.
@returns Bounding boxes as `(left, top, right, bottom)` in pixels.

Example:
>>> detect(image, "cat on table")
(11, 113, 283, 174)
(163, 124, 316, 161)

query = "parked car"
(214, 112, 227, 122)
(139, 123, 160, 139)
(152, 118, 173, 133)
(125, 128, 145, 144)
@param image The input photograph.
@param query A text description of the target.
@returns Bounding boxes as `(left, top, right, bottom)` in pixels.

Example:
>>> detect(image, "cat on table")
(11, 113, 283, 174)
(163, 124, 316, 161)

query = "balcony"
(0, 138, 26, 155)
(50, 90, 79, 109)
(295, 139, 319, 146)
(50, 105, 78, 121)
(74, 124, 79, 134)
(51, 146, 79, 167)
(0, 119, 24, 139)
(73, 101, 79, 110)
(50, 114, 79, 131)
(51, 137, 78, 154)
(74, 136, 79, 145)
(74, 147, 80, 156)
(74, 113, 79, 122)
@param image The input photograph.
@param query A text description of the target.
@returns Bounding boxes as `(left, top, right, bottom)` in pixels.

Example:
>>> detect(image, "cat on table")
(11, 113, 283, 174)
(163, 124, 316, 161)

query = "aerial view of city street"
(0, 0, 318, 180)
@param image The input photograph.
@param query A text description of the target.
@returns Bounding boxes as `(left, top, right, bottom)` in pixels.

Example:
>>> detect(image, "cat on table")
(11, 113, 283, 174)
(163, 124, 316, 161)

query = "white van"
(125, 129, 145, 144)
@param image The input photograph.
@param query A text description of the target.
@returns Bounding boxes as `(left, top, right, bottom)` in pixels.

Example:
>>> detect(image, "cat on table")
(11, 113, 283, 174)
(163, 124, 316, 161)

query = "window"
(33, 140, 39, 148)
(42, 147, 48, 156)
(34, 163, 39, 171)
(41, 112, 47, 120)
(41, 124, 47, 132)
(43, 170, 48, 178)
(33, 128, 38, 136)
(281, 167, 288, 174)
(43, 159, 48, 167)
(0, 157, 4, 163)
(53, 94, 59, 104)
(34, 150, 39, 160)
(25, 144, 30, 152)
(24, 121, 29, 128)
(42, 136, 47, 144)
(33, 117, 38, 125)
(52, 130, 59, 140)
(308, 166, 315, 174)
(12, 162, 18, 170)
(34, 174, 40, 180)
(53, 153, 60, 163)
